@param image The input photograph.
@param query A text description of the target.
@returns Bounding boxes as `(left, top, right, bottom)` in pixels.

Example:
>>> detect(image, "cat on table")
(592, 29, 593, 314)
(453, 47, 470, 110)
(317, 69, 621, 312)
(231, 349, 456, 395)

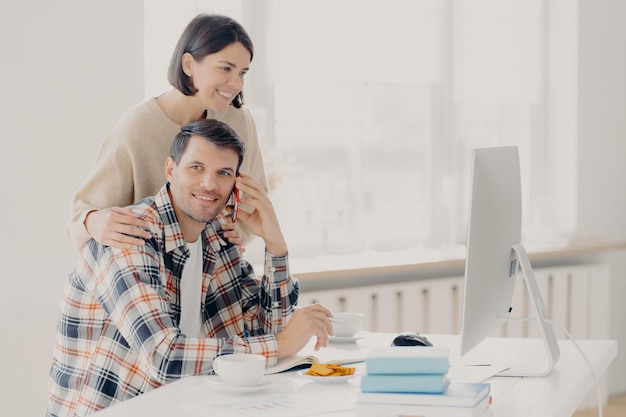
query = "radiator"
(299, 263, 611, 339)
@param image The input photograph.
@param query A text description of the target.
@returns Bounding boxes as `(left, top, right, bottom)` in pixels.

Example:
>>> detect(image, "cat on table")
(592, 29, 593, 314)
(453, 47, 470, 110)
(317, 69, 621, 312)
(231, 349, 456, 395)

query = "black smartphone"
(231, 186, 240, 223)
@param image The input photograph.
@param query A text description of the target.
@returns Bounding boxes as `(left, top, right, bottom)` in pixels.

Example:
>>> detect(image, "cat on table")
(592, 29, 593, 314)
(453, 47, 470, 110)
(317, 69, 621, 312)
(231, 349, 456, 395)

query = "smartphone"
(232, 186, 240, 223)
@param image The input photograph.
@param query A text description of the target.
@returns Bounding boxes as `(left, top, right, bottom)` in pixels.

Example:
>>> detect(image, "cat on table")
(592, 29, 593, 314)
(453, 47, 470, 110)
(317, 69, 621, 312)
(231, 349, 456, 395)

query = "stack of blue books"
(357, 346, 491, 416)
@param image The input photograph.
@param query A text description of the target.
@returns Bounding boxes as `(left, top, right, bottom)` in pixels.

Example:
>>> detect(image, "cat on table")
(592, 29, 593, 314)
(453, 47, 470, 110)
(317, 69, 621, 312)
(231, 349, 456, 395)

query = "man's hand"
(231, 173, 287, 256)
(220, 222, 246, 254)
(85, 207, 152, 249)
(275, 304, 334, 358)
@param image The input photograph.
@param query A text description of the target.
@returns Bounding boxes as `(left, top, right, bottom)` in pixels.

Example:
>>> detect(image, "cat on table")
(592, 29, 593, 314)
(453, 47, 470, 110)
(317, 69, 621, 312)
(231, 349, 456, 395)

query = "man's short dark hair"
(170, 119, 246, 172)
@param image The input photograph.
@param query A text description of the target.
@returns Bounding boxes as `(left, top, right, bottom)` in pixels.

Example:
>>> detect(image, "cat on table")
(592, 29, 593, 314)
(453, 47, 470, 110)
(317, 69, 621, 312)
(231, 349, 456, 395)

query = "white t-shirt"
(179, 239, 204, 337)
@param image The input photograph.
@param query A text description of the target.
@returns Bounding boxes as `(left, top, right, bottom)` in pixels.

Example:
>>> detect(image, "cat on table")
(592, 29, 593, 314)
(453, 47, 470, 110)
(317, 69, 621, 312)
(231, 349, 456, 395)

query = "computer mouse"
(391, 332, 433, 347)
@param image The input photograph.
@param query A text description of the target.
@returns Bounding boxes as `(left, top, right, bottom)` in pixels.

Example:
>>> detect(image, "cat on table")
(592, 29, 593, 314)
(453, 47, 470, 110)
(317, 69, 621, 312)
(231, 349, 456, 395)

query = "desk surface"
(94, 333, 617, 417)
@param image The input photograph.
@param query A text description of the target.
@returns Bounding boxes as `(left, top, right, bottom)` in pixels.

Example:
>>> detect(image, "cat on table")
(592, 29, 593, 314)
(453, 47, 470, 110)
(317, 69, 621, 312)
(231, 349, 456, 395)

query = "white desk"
(94, 333, 617, 417)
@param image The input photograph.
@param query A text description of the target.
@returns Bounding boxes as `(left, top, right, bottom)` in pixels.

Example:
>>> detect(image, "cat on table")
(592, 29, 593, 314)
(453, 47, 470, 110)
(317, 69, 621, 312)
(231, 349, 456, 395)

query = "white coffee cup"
(331, 312, 364, 337)
(212, 353, 266, 387)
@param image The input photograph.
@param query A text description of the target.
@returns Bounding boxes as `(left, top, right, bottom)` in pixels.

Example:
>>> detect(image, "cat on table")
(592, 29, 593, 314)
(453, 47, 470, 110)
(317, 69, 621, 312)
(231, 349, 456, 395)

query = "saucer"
(329, 335, 364, 344)
(203, 378, 272, 393)
(297, 369, 360, 383)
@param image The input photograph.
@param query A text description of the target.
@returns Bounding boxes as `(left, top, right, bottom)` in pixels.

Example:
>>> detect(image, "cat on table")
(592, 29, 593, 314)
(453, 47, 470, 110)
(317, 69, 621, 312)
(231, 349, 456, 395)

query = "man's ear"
(165, 157, 176, 183)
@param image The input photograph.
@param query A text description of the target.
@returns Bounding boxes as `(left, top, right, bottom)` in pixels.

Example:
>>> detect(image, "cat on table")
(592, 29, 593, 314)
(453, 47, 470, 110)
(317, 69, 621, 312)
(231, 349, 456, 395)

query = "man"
(47, 119, 333, 417)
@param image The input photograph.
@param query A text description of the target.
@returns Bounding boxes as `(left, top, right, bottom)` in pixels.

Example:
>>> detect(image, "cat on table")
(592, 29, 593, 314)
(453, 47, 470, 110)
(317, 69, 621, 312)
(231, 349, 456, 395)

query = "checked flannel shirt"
(47, 184, 298, 417)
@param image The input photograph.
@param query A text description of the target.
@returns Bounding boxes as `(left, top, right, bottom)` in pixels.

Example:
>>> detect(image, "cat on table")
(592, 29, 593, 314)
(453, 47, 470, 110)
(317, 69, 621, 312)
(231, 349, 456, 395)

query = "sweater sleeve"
(66, 98, 176, 251)
(238, 107, 269, 193)
(66, 134, 135, 251)
(228, 107, 270, 245)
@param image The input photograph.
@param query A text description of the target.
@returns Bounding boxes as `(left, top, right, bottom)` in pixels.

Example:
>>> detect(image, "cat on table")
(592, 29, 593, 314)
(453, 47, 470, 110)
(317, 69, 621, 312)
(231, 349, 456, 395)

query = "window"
(145, 0, 577, 271)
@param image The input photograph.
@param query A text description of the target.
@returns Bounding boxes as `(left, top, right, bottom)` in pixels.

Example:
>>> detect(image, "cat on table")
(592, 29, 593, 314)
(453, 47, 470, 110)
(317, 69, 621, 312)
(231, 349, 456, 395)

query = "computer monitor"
(459, 146, 560, 377)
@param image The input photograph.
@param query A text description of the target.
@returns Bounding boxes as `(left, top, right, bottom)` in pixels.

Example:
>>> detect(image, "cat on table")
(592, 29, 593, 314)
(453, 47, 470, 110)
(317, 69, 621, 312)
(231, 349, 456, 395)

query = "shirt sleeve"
(230, 250, 298, 365)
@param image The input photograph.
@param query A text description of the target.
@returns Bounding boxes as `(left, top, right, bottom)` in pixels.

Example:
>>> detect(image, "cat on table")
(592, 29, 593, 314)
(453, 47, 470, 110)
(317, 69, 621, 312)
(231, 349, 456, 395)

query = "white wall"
(0, 1, 625, 416)
(578, 0, 626, 395)
(0, 1, 144, 415)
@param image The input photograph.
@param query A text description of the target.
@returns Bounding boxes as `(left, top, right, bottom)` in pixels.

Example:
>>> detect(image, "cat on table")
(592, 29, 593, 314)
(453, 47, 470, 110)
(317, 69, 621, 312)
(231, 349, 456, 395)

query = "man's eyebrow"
(187, 160, 205, 166)
(219, 60, 250, 71)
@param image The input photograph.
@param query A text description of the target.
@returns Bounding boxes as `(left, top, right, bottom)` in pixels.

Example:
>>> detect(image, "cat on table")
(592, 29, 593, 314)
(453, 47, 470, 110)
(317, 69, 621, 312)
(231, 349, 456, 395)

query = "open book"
(265, 338, 369, 375)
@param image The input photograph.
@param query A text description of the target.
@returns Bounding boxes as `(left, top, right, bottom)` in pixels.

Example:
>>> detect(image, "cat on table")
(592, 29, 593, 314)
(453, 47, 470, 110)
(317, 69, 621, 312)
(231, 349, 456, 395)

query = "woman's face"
(184, 42, 251, 114)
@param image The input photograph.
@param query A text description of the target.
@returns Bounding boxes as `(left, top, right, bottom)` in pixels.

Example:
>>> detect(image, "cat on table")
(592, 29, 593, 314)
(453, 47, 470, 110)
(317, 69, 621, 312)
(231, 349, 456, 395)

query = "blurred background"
(1, 1, 625, 415)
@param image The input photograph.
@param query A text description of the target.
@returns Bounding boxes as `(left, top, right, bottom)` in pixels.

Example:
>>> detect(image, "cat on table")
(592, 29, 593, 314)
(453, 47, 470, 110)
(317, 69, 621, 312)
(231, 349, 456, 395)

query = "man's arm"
(233, 174, 334, 357)
(238, 253, 298, 334)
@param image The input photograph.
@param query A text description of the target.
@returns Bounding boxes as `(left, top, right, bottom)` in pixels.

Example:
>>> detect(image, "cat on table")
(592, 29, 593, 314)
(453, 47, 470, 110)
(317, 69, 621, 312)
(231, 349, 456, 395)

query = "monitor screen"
(459, 146, 560, 377)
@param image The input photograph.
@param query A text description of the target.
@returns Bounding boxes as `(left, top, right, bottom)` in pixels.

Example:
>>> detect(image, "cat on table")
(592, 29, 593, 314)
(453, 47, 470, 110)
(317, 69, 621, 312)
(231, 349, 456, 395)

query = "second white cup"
(331, 312, 364, 337)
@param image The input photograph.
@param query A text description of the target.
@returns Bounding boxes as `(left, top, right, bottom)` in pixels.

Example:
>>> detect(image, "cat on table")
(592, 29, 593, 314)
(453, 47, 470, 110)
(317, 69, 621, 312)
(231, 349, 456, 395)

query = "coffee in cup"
(212, 353, 266, 387)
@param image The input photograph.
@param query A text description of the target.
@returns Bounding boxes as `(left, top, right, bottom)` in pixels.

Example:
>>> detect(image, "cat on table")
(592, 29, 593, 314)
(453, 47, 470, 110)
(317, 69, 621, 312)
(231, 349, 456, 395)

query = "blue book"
(356, 392, 491, 417)
(360, 373, 450, 394)
(365, 346, 450, 375)
(357, 382, 491, 407)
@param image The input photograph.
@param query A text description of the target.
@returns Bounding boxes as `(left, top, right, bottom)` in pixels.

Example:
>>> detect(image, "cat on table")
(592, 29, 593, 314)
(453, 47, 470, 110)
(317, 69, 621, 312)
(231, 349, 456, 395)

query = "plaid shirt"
(47, 184, 298, 417)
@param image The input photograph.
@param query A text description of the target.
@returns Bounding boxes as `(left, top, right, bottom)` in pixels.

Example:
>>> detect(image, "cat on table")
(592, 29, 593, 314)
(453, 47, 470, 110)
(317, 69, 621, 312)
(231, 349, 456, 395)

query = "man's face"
(166, 135, 238, 237)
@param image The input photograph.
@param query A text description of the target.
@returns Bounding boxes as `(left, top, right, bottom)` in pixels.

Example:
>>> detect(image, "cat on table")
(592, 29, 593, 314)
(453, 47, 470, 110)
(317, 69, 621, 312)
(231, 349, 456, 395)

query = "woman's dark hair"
(170, 119, 246, 172)
(168, 14, 254, 108)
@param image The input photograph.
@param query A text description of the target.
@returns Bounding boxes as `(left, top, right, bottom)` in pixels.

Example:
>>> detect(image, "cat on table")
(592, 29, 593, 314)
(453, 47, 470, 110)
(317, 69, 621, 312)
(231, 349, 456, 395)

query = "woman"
(67, 14, 268, 251)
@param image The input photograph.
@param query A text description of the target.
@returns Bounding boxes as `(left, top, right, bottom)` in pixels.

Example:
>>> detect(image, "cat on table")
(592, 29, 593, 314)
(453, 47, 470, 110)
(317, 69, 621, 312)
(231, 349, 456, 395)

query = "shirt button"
(270, 267, 276, 272)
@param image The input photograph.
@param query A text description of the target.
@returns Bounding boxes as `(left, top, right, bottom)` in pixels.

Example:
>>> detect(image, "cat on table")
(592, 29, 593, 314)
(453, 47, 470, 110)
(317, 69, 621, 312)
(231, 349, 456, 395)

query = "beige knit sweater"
(66, 97, 268, 250)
